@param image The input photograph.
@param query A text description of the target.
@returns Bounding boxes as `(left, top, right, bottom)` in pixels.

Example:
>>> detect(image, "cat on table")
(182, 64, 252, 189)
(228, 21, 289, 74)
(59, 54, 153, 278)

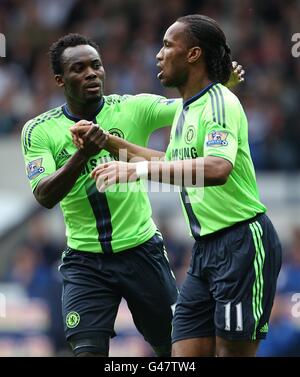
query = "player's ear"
(187, 46, 202, 63)
(55, 74, 64, 87)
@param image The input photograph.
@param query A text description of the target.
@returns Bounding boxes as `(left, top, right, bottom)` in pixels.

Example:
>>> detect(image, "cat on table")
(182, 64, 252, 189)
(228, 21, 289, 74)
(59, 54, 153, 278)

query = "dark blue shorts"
(59, 233, 177, 347)
(172, 213, 282, 342)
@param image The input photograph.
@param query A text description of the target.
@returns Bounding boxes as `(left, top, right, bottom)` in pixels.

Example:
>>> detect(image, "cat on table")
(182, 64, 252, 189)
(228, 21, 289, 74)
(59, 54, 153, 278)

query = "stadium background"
(0, 0, 300, 356)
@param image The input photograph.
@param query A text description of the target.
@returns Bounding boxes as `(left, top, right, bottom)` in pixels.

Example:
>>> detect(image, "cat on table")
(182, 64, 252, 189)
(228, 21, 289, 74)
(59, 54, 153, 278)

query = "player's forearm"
(34, 150, 89, 209)
(141, 156, 230, 187)
(106, 134, 165, 161)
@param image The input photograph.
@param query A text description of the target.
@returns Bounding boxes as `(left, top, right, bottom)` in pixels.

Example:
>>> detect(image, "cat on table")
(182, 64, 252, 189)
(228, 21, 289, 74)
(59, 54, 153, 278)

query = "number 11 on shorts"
(224, 302, 243, 331)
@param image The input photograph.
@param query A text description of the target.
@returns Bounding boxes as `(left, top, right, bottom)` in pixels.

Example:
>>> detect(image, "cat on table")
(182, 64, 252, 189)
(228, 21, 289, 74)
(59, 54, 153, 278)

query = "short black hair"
(49, 33, 100, 75)
(177, 15, 232, 84)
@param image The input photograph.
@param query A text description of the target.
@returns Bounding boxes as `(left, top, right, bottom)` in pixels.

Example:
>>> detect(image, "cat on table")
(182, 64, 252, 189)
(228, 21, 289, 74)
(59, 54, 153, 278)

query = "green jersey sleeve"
(130, 94, 180, 134)
(21, 120, 56, 191)
(202, 92, 241, 166)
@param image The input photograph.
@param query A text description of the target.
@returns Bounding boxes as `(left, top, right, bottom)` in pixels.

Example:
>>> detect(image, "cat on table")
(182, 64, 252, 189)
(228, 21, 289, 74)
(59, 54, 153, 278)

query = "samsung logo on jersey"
(81, 154, 118, 176)
(171, 147, 198, 160)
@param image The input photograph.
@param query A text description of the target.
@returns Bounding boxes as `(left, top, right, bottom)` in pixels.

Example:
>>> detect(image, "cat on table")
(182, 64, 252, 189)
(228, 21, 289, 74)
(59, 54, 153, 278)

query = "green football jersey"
(21, 94, 179, 253)
(165, 83, 266, 237)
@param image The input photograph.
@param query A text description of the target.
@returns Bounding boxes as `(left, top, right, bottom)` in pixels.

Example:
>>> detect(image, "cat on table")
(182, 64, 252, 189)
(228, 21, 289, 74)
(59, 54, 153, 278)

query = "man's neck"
(66, 99, 103, 120)
(179, 75, 212, 102)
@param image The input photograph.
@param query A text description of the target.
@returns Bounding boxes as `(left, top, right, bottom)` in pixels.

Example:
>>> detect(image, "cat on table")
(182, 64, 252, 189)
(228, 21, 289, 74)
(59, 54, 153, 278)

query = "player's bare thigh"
(172, 337, 215, 357)
(172, 337, 260, 357)
(216, 337, 260, 357)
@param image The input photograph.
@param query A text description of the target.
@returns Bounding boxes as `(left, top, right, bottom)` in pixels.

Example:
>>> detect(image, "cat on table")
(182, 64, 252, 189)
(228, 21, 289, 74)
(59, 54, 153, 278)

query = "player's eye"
(93, 62, 101, 69)
(73, 64, 83, 73)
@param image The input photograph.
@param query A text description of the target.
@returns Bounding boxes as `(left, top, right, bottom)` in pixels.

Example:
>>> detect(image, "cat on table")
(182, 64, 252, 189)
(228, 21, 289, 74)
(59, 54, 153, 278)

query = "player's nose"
(85, 66, 97, 79)
(156, 47, 163, 61)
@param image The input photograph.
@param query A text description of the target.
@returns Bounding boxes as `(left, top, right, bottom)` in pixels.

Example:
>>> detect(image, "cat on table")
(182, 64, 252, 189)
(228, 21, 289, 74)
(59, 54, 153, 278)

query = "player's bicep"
(204, 124, 238, 166)
(202, 98, 240, 166)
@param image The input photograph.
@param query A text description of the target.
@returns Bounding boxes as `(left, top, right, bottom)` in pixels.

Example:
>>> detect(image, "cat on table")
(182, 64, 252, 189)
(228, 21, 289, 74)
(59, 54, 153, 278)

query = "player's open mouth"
(86, 86, 100, 92)
(85, 82, 101, 91)
(157, 63, 164, 80)
(157, 70, 164, 79)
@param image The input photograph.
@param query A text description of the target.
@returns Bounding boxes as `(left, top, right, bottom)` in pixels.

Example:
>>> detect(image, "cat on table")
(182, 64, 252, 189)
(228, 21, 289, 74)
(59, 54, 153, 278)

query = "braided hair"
(177, 15, 232, 84)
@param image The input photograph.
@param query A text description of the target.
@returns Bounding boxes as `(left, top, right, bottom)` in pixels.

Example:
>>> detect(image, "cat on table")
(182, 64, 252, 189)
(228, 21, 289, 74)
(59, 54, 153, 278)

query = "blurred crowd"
(0, 0, 300, 169)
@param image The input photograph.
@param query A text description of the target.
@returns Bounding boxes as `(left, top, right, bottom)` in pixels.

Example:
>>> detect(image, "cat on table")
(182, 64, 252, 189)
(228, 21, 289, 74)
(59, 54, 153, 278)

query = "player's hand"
(226, 61, 245, 89)
(70, 121, 108, 157)
(91, 161, 138, 192)
(70, 120, 93, 148)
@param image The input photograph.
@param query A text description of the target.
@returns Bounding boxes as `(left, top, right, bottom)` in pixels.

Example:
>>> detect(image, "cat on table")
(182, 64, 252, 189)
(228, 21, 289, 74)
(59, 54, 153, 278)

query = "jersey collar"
(62, 97, 105, 122)
(183, 82, 217, 109)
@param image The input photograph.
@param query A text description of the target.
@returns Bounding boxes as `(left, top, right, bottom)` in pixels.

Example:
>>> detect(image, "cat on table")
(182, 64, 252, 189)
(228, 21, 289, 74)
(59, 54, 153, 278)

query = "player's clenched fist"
(70, 120, 109, 157)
